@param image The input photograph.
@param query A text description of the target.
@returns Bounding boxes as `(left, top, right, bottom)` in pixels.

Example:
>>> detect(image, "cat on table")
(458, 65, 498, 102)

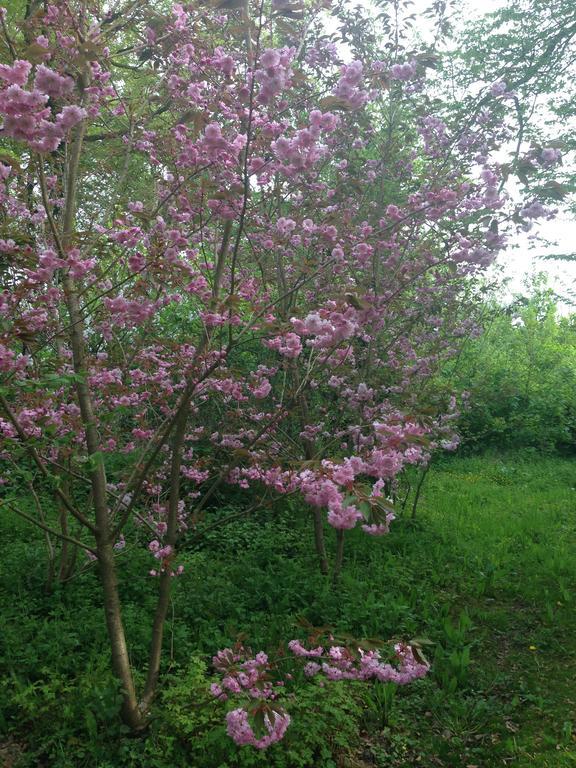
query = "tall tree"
(0, 0, 512, 739)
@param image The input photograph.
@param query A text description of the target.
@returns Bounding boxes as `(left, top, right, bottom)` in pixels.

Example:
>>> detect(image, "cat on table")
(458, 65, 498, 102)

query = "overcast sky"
(331, 0, 576, 308)
(425, 0, 576, 307)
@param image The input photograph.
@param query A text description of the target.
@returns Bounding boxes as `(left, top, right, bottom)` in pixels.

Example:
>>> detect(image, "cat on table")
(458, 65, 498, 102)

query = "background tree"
(445, 279, 576, 451)
(446, 0, 575, 229)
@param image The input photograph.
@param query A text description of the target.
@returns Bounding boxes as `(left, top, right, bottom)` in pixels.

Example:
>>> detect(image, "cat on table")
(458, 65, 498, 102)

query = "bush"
(449, 286, 576, 451)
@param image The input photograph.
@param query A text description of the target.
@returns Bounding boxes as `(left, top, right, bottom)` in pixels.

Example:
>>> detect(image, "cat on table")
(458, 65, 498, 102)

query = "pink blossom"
(0, 60, 31, 86)
(540, 147, 562, 166)
(334, 60, 368, 108)
(288, 640, 324, 657)
(263, 332, 303, 358)
(361, 512, 395, 536)
(56, 105, 86, 129)
(327, 502, 362, 529)
(226, 708, 291, 749)
(34, 64, 74, 98)
(255, 47, 294, 104)
(389, 61, 417, 81)
(252, 378, 272, 399)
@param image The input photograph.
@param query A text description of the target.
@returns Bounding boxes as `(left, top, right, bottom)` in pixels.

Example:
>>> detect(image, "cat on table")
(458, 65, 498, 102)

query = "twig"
(2, 501, 97, 556)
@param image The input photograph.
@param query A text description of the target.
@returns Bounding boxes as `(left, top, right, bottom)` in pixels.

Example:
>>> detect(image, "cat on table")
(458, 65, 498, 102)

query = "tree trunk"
(96, 539, 144, 729)
(57, 111, 143, 729)
(313, 508, 329, 576)
(332, 529, 345, 583)
(297, 389, 329, 576)
(411, 463, 431, 520)
(141, 406, 189, 711)
(57, 473, 77, 581)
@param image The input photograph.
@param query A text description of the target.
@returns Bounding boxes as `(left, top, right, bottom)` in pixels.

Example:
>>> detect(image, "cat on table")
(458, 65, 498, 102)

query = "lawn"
(1, 450, 575, 767)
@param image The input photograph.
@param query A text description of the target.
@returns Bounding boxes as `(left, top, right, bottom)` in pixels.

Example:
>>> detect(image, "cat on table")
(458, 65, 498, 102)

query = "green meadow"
(2, 450, 575, 767)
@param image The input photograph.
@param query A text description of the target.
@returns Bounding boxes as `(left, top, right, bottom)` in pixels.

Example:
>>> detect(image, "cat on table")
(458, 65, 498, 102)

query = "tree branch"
(2, 501, 97, 556)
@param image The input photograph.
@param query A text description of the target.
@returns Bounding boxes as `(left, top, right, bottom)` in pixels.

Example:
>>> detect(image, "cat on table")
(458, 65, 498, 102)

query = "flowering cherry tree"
(0, 0, 511, 739)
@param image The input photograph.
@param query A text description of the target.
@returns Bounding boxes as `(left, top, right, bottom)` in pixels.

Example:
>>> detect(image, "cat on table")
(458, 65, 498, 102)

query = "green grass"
(1, 450, 576, 767)
(403, 452, 576, 768)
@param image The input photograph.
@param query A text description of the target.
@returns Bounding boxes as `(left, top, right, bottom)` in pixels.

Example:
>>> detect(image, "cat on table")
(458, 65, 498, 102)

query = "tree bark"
(411, 463, 431, 520)
(96, 538, 143, 729)
(332, 529, 345, 583)
(312, 508, 329, 576)
(55, 109, 144, 729)
(141, 406, 188, 711)
(297, 390, 329, 576)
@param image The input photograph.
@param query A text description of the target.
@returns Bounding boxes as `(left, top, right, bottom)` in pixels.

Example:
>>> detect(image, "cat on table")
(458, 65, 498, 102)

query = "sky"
(420, 0, 576, 308)
(330, 0, 576, 309)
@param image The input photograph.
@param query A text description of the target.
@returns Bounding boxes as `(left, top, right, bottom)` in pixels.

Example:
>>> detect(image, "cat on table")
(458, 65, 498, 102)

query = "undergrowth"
(1, 451, 575, 767)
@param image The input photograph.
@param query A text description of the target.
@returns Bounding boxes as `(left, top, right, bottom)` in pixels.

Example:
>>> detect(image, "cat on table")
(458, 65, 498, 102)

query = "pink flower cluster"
(102, 296, 158, 327)
(147, 540, 184, 577)
(289, 640, 429, 685)
(272, 111, 338, 174)
(334, 60, 368, 108)
(254, 47, 295, 105)
(298, 471, 362, 529)
(201, 122, 247, 163)
(263, 332, 303, 358)
(211, 638, 428, 749)
(298, 469, 397, 533)
(225, 707, 291, 749)
(211, 647, 291, 748)
(389, 60, 418, 81)
(291, 305, 360, 350)
(212, 648, 274, 699)
(540, 147, 562, 166)
(0, 61, 85, 152)
(0, 343, 29, 374)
